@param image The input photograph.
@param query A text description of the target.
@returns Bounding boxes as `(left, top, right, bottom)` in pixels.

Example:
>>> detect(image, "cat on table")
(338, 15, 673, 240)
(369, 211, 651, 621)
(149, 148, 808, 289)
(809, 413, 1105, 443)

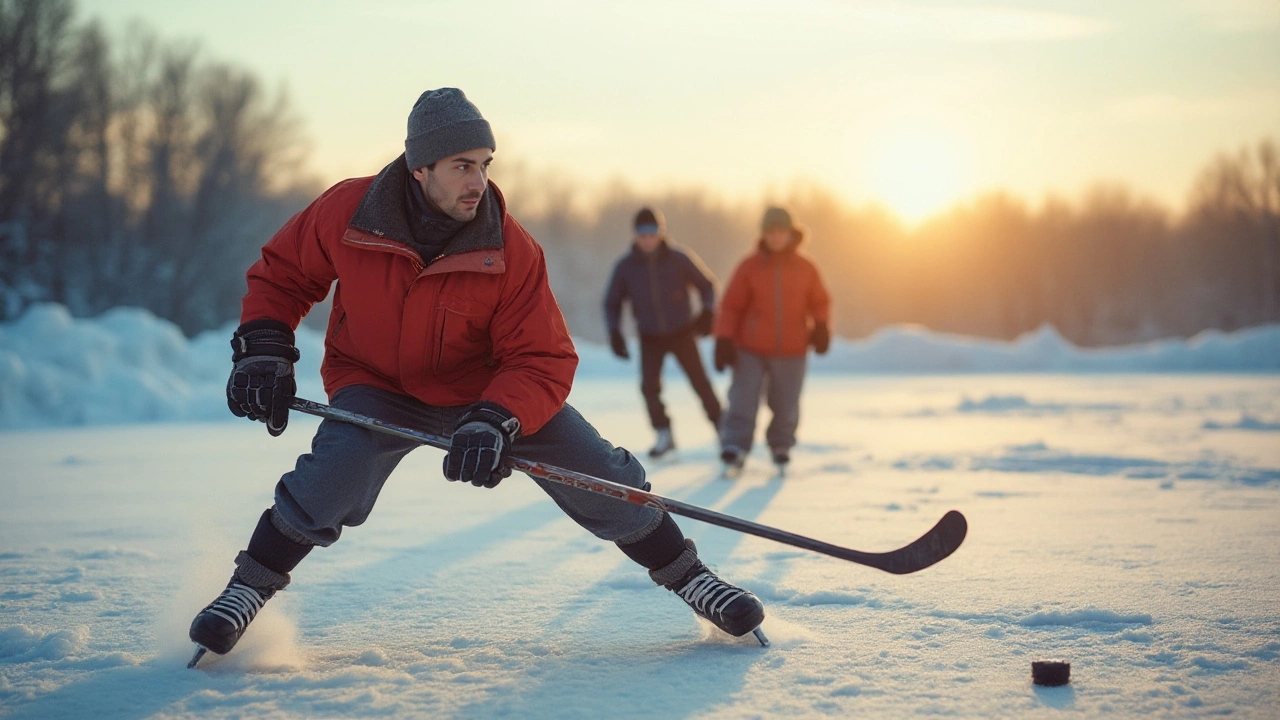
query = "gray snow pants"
(719, 349, 808, 455)
(272, 385, 658, 547)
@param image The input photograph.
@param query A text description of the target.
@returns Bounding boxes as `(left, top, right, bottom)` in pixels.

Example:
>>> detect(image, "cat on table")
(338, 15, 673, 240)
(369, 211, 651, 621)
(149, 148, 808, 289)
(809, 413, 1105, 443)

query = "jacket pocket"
(433, 296, 493, 377)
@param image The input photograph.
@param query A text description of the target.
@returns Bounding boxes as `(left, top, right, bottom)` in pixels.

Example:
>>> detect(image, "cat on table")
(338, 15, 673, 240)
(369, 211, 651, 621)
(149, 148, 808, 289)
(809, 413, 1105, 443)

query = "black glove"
(444, 402, 521, 489)
(693, 309, 714, 337)
(227, 319, 300, 436)
(713, 337, 736, 372)
(609, 330, 630, 360)
(809, 321, 831, 355)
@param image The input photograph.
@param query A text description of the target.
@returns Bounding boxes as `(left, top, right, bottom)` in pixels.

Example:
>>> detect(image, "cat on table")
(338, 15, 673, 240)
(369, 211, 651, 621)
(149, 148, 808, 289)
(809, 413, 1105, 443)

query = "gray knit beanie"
(405, 88, 496, 171)
(761, 206, 795, 232)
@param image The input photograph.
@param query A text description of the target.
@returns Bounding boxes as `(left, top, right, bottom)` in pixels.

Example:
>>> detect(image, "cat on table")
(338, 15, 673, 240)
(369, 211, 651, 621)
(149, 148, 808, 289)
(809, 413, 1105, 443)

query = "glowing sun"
(869, 128, 967, 224)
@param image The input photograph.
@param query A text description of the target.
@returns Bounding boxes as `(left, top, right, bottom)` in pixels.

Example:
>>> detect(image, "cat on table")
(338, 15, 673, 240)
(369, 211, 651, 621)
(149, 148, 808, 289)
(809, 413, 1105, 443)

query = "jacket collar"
(756, 229, 804, 257)
(630, 238, 671, 260)
(345, 154, 505, 268)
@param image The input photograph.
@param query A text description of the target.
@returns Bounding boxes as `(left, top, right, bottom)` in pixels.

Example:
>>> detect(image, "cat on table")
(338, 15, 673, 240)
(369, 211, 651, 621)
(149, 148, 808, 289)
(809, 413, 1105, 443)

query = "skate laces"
(205, 582, 267, 631)
(677, 571, 746, 619)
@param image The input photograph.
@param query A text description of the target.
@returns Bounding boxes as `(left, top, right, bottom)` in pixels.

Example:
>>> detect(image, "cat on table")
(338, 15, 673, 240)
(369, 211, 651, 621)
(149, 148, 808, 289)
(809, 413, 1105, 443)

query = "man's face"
(635, 231, 662, 253)
(413, 148, 493, 222)
(763, 227, 793, 253)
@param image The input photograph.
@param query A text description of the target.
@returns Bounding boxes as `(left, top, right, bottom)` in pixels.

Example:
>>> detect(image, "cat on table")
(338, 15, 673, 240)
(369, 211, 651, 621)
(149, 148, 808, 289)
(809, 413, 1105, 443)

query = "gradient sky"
(80, 0, 1280, 221)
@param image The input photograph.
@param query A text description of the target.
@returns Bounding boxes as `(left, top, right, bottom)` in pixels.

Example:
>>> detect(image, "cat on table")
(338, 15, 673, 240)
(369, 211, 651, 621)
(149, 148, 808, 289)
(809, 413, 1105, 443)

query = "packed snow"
(1, 307, 1279, 718)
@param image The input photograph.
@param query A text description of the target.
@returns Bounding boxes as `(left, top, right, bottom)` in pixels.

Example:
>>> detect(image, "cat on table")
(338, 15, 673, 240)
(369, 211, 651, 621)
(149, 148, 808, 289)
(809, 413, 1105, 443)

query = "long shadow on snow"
(293, 497, 570, 633)
(291, 465, 731, 638)
(453, 474, 786, 720)
(2, 659, 249, 720)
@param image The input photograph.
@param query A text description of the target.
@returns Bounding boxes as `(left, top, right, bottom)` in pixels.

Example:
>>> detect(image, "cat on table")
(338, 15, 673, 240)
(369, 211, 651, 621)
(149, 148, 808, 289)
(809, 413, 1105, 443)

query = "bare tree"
(1191, 138, 1280, 322)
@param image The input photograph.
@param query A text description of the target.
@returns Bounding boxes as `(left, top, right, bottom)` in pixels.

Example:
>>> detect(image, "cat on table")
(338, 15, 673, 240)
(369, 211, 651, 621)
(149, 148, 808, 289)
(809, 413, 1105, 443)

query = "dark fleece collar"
(348, 154, 504, 262)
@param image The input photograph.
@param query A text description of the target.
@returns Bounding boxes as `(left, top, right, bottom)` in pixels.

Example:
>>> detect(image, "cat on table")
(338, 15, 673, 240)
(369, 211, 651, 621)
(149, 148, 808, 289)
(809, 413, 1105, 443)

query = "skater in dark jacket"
(187, 89, 765, 666)
(604, 208, 722, 458)
(714, 206, 832, 477)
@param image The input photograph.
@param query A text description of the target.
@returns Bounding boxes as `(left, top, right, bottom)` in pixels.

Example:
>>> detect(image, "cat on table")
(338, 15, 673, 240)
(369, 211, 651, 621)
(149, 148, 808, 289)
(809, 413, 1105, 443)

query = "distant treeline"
(499, 141, 1279, 347)
(0, 0, 314, 334)
(2, 0, 1276, 346)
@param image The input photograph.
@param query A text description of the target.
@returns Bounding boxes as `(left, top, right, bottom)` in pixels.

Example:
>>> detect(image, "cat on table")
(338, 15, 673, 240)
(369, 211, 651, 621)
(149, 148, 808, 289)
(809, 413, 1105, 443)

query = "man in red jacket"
(187, 89, 764, 663)
(714, 207, 832, 478)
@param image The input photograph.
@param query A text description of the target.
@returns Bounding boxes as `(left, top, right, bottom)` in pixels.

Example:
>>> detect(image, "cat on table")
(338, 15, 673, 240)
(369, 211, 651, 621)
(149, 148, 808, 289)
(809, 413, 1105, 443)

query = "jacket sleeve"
(603, 259, 628, 333)
(713, 260, 751, 338)
(682, 248, 719, 312)
(483, 221, 579, 435)
(241, 185, 344, 327)
(806, 258, 832, 325)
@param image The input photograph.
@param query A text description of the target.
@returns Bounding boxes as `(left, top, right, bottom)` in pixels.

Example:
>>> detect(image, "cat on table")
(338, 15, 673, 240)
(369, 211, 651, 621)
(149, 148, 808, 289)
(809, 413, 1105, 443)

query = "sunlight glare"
(869, 128, 967, 224)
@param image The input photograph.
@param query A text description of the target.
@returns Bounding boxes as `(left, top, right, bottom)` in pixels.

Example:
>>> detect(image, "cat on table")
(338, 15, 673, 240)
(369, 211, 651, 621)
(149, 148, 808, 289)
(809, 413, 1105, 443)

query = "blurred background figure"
(604, 207, 722, 458)
(714, 207, 831, 478)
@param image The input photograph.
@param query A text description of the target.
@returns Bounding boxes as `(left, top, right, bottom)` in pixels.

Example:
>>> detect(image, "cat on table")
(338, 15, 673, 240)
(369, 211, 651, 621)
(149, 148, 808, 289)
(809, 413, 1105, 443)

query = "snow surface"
(3, 370, 1279, 717)
(2, 306, 1279, 718)
(2, 303, 1278, 430)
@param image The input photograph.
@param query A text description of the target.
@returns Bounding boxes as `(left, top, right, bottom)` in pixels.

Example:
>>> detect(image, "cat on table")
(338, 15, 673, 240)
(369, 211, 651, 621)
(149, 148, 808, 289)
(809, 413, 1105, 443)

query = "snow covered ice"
(2, 307, 1279, 717)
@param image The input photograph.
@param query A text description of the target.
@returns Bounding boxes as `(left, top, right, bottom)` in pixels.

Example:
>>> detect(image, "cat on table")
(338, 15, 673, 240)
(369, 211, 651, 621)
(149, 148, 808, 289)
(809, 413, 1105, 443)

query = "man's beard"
(425, 174, 483, 222)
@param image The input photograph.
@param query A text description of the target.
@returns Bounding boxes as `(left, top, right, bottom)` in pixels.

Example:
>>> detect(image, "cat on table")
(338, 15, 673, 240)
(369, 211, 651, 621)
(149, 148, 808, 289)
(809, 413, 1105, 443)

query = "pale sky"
(81, 0, 1280, 221)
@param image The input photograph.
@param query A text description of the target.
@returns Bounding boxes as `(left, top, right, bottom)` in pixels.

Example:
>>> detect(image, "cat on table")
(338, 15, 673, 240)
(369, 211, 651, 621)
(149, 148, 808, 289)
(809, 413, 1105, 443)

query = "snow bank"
(813, 323, 1280, 373)
(0, 304, 324, 430)
(1, 303, 1278, 430)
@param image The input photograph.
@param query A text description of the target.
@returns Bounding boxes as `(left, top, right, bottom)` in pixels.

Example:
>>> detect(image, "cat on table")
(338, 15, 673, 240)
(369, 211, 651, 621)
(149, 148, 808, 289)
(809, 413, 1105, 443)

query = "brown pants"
(639, 332, 722, 431)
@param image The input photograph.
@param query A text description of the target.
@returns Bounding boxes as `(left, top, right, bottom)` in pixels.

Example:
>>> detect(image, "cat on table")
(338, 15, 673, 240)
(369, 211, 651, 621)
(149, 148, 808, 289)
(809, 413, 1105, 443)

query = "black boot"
(189, 573, 277, 655)
(188, 508, 312, 666)
(648, 535, 765, 640)
(619, 515, 767, 643)
(668, 553, 765, 638)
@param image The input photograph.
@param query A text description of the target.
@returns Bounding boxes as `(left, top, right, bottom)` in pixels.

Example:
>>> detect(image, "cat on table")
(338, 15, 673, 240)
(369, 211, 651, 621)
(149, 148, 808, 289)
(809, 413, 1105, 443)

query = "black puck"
(1031, 660, 1071, 686)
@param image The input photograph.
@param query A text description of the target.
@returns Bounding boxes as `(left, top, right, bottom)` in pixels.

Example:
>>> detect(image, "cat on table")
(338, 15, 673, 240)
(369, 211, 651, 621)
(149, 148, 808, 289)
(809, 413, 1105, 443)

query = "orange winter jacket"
(714, 236, 832, 358)
(241, 156, 577, 435)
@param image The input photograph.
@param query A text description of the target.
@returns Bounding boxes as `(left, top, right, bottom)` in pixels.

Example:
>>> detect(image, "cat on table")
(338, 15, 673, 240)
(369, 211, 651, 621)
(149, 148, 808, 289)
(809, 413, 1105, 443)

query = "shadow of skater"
(452, 474, 787, 719)
(2, 659, 226, 720)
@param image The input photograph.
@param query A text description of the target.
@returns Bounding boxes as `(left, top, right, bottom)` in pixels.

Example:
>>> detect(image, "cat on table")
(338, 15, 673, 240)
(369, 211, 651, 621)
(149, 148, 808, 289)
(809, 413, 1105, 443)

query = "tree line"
(3, 0, 1276, 346)
(500, 140, 1278, 347)
(0, 0, 312, 334)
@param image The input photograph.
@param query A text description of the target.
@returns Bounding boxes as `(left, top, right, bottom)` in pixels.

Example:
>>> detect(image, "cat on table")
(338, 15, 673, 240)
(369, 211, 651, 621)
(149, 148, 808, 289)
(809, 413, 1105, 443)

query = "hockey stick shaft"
(288, 397, 966, 574)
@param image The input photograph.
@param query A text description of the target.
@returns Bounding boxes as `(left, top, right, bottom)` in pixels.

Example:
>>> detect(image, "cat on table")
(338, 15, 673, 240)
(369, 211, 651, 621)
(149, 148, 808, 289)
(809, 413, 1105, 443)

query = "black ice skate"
(771, 448, 790, 476)
(187, 579, 275, 667)
(720, 447, 745, 479)
(670, 559, 767, 646)
(649, 428, 676, 459)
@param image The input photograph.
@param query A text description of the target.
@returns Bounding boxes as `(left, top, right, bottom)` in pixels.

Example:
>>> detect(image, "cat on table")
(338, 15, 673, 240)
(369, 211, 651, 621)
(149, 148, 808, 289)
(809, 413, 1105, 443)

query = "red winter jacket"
(714, 233, 832, 358)
(241, 156, 577, 435)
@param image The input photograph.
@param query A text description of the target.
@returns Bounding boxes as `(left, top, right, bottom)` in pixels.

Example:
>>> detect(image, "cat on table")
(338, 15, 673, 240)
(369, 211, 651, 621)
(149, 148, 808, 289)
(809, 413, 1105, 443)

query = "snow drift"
(1, 303, 1277, 430)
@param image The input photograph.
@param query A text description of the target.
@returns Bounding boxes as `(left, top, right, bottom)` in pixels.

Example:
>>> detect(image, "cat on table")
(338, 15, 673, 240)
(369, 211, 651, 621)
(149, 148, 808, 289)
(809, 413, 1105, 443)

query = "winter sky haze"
(79, 0, 1280, 222)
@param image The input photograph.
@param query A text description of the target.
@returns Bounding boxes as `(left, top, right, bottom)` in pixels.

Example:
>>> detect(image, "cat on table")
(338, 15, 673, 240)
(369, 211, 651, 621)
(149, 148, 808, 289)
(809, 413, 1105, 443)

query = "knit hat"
(405, 88, 496, 171)
(761, 206, 795, 232)
(634, 207, 666, 235)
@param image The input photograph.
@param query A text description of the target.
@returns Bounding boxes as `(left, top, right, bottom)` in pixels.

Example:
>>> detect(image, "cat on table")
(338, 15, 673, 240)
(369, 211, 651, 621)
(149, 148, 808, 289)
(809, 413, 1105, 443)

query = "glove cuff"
(232, 319, 301, 363)
(457, 401, 522, 442)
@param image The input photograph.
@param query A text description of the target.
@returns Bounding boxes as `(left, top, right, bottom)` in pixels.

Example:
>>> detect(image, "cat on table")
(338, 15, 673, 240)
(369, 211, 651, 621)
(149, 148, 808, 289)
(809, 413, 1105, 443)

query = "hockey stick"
(288, 397, 967, 574)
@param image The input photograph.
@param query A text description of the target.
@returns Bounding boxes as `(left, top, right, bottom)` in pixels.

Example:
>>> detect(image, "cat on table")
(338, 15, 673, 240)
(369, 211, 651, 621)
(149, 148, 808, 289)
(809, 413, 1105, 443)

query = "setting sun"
(869, 128, 968, 224)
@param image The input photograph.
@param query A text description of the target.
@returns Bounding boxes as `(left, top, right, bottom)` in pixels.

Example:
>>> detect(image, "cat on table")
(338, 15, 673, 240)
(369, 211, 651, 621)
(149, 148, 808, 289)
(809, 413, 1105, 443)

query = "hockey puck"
(1031, 660, 1071, 686)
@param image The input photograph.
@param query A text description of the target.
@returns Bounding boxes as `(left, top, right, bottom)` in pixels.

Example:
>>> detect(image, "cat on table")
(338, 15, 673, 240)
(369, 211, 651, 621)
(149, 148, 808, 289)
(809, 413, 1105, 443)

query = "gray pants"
(274, 385, 658, 547)
(719, 350, 807, 455)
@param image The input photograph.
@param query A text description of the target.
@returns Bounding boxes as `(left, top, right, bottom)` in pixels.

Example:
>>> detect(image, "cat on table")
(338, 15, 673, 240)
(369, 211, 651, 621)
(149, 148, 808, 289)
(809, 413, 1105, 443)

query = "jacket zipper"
(773, 259, 784, 355)
(647, 254, 668, 335)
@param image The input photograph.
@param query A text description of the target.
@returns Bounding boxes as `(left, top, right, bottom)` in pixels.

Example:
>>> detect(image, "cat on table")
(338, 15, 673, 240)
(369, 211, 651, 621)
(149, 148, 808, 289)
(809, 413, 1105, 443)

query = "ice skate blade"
(187, 646, 209, 669)
(720, 465, 744, 480)
(751, 627, 770, 647)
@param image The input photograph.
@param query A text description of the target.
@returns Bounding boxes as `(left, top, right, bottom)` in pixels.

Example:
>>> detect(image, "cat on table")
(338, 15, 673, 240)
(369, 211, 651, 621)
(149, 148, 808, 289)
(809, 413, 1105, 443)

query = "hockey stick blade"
(288, 398, 967, 574)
